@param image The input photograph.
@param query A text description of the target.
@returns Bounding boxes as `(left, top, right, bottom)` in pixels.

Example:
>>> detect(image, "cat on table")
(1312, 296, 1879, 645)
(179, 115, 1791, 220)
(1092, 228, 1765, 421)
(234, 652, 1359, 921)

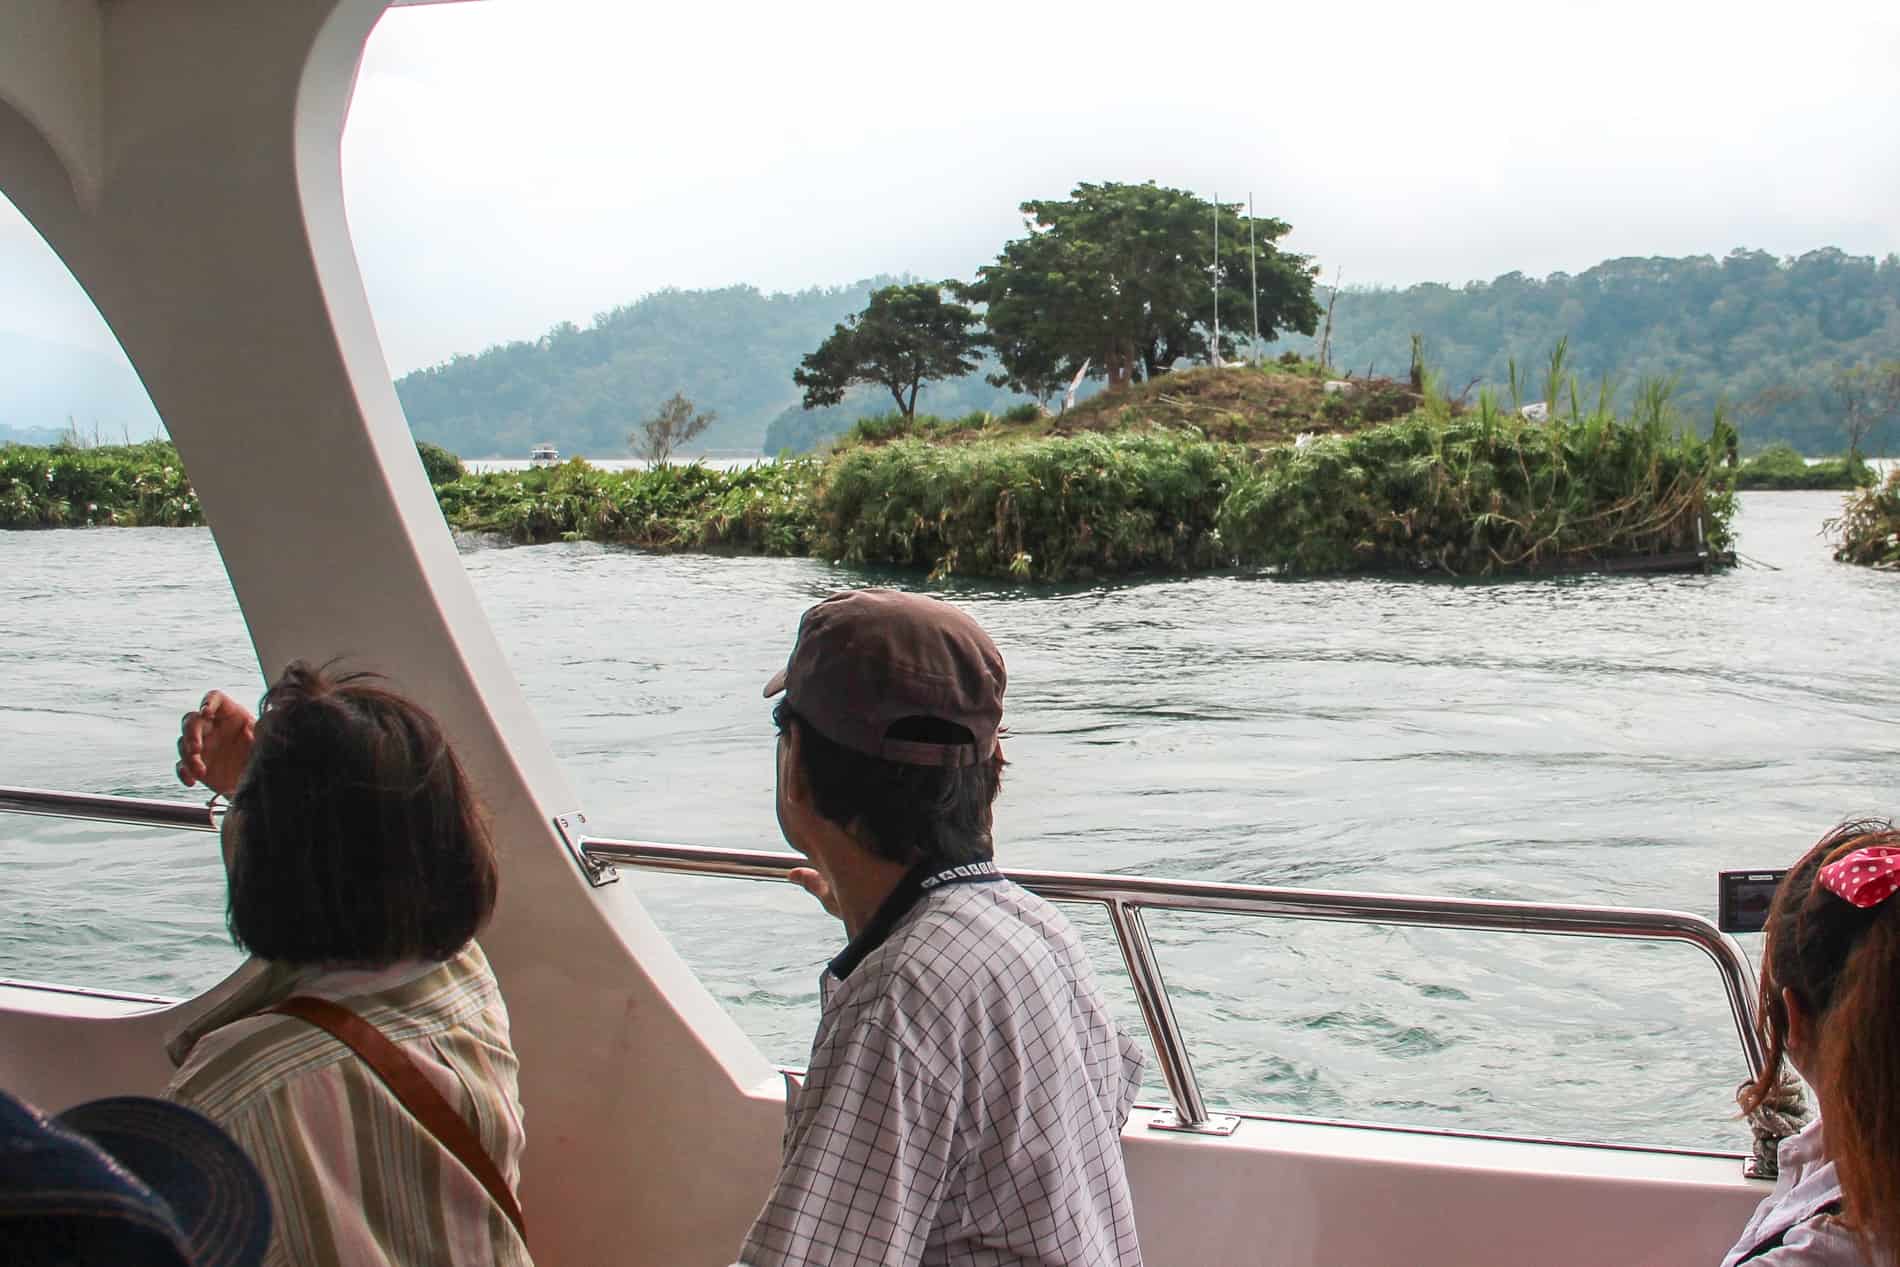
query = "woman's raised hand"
(175, 690, 256, 799)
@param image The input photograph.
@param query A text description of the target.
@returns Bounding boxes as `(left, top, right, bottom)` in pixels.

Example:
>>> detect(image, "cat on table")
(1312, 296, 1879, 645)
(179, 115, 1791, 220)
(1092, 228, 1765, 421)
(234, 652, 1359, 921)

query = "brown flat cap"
(764, 589, 1005, 767)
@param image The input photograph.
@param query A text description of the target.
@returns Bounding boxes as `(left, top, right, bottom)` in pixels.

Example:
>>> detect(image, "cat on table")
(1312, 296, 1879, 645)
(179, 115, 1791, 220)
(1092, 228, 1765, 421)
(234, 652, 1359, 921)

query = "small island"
(427, 342, 1737, 581)
(1734, 443, 1876, 491)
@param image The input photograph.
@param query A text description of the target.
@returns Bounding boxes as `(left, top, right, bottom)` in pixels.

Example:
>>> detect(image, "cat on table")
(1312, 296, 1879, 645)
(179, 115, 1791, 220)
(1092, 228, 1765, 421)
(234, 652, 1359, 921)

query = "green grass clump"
(1734, 443, 1875, 491)
(813, 431, 1248, 581)
(0, 441, 202, 527)
(416, 441, 466, 485)
(434, 458, 820, 555)
(1218, 400, 1731, 576)
(1828, 468, 1900, 568)
(837, 407, 1043, 451)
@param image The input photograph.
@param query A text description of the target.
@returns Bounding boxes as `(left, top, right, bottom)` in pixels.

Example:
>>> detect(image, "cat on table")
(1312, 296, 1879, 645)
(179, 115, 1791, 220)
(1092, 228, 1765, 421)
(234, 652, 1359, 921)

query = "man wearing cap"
(736, 589, 1145, 1267)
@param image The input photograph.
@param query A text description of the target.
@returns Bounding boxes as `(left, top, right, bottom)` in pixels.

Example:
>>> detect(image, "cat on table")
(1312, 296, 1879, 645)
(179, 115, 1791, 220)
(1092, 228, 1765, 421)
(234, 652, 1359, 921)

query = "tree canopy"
(958, 181, 1322, 392)
(794, 284, 987, 420)
(1829, 361, 1900, 460)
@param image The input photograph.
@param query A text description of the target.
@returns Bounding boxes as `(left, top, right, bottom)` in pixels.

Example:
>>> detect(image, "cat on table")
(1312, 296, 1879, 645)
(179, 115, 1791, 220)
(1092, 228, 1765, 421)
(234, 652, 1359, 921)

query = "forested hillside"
(395, 247, 1900, 459)
(395, 274, 1057, 457)
(394, 279, 910, 457)
(1282, 248, 1900, 453)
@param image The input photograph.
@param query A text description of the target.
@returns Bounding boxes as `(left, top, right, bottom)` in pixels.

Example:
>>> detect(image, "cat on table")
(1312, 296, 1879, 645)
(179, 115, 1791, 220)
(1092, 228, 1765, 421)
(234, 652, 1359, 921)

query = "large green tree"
(793, 283, 987, 420)
(958, 181, 1322, 392)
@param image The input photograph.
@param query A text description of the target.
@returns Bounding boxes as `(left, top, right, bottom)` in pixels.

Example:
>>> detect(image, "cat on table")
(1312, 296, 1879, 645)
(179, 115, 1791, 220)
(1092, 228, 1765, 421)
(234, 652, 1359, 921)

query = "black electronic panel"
(1719, 869, 1788, 934)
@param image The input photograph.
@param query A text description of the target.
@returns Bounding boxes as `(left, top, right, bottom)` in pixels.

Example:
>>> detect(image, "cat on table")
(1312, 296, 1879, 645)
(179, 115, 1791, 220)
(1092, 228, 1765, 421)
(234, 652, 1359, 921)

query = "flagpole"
(1212, 191, 1220, 366)
(1248, 192, 1260, 365)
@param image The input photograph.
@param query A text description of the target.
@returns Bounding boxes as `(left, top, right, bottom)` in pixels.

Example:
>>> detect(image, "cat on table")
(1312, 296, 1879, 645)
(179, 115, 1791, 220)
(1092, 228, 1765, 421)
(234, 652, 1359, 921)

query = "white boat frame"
(0, 4, 1771, 1261)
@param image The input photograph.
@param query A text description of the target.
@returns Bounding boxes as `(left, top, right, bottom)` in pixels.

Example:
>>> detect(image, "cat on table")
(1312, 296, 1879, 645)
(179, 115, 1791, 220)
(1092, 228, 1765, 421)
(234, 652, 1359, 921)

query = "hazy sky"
(4, 0, 1898, 375)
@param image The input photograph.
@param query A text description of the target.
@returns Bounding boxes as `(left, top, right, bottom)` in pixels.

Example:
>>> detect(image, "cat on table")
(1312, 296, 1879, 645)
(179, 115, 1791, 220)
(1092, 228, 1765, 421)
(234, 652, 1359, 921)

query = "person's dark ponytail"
(1817, 907, 1900, 1266)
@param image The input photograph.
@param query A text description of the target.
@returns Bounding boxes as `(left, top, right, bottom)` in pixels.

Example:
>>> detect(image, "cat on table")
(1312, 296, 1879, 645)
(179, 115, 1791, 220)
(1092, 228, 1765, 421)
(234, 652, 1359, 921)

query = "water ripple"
(0, 493, 1891, 1150)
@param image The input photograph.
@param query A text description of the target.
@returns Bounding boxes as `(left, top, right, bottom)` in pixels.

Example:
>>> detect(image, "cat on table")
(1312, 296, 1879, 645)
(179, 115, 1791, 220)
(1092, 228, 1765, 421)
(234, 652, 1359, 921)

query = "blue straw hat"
(0, 1089, 271, 1266)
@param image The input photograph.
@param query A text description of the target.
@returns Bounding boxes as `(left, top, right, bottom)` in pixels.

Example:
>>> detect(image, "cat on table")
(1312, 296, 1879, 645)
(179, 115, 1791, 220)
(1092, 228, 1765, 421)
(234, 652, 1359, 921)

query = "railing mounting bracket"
(554, 811, 618, 886)
(1147, 1110, 1241, 1137)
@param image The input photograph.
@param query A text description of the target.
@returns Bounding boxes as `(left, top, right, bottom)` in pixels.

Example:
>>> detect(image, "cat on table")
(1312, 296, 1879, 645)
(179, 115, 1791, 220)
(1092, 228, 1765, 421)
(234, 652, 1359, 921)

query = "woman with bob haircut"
(1724, 818, 1900, 1267)
(164, 662, 529, 1267)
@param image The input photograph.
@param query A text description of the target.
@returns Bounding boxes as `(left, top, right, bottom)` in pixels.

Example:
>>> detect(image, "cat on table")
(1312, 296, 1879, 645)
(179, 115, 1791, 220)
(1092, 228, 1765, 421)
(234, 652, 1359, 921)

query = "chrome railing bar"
(0, 786, 216, 832)
(1105, 899, 1227, 1132)
(0, 789, 1765, 1094)
(585, 838, 1765, 1082)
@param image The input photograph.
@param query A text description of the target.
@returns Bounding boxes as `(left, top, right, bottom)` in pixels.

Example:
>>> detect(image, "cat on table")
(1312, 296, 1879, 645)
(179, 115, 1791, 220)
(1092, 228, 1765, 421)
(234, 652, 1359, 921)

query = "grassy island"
(0, 440, 202, 527)
(1, 360, 1741, 582)
(801, 373, 1733, 579)
(1734, 443, 1876, 491)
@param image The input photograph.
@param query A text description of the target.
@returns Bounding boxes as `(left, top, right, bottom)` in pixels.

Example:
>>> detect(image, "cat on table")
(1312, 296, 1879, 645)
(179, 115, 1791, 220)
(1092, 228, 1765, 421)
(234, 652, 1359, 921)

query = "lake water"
(2, 491, 1895, 1152)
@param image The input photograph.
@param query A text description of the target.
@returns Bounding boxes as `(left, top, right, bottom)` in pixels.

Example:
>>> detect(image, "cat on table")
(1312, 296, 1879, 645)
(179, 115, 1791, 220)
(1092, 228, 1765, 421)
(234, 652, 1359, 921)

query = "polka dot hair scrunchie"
(1819, 846, 1900, 908)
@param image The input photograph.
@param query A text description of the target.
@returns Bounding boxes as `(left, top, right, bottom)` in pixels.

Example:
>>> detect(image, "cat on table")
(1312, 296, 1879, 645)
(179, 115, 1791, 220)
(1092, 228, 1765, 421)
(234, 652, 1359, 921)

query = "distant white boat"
(529, 443, 560, 467)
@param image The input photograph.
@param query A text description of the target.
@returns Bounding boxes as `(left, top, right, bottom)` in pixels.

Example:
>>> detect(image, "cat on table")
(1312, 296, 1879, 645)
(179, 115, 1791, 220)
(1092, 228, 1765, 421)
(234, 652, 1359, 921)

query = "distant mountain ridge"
(0, 423, 63, 447)
(9, 250, 1895, 458)
(386, 247, 1899, 458)
(394, 278, 920, 458)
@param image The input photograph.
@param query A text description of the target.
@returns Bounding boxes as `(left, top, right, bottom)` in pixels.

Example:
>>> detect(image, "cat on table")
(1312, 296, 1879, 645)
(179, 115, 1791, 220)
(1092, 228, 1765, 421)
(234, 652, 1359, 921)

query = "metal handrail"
(0, 788, 1765, 1139)
(586, 838, 1766, 1134)
(0, 786, 217, 832)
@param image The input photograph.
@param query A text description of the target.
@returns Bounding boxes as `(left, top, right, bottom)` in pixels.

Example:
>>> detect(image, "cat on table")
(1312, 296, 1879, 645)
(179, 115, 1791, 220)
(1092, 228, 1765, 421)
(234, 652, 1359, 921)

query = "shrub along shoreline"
(1828, 468, 1900, 569)
(1, 404, 1737, 582)
(0, 440, 202, 527)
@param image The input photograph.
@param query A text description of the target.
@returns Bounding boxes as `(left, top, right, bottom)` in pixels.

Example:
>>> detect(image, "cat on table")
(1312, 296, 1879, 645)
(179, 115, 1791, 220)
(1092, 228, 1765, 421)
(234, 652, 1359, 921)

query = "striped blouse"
(164, 943, 529, 1267)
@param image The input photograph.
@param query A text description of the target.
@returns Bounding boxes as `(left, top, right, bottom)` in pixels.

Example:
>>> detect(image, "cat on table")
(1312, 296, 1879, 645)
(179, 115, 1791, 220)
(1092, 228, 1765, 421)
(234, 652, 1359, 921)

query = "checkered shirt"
(737, 867, 1146, 1267)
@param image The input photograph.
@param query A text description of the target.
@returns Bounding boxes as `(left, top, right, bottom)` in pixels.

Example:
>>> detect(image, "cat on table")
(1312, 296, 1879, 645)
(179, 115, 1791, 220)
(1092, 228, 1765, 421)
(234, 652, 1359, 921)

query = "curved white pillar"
(0, 3, 782, 1261)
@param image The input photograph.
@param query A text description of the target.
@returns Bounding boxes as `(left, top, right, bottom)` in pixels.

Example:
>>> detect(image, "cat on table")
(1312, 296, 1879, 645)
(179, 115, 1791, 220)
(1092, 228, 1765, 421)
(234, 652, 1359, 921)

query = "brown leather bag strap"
(269, 995, 526, 1246)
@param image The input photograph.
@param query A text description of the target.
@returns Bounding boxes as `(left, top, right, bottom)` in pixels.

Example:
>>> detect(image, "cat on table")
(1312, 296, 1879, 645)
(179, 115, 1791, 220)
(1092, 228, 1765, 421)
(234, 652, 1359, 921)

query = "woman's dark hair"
(225, 662, 498, 966)
(1740, 818, 1900, 1264)
(775, 700, 1004, 870)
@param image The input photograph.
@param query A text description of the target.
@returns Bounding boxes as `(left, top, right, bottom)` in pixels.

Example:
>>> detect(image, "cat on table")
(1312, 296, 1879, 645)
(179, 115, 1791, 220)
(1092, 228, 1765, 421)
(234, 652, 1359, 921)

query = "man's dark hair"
(775, 700, 1004, 870)
(225, 662, 498, 966)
